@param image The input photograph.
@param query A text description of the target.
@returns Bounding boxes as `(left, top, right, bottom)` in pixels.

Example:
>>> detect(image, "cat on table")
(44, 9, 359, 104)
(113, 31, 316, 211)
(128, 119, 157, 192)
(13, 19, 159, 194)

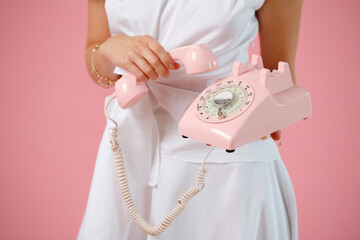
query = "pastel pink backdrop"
(0, 0, 359, 239)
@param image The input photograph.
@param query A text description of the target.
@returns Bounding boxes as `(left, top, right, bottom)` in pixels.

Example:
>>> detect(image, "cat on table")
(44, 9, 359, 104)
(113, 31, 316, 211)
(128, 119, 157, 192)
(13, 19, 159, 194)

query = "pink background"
(0, 0, 359, 239)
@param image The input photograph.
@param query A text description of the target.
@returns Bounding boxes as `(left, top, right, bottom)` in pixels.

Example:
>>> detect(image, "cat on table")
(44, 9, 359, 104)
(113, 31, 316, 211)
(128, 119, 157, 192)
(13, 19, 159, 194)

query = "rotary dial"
(196, 79, 255, 123)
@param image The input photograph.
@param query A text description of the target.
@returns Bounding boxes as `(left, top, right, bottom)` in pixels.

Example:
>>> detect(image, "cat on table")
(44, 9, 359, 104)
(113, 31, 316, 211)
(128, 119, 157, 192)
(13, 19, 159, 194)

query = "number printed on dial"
(196, 79, 255, 123)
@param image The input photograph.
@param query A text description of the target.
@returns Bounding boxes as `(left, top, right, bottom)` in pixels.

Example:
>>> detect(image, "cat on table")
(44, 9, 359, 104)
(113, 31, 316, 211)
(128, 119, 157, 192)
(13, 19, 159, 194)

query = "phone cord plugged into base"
(104, 92, 215, 236)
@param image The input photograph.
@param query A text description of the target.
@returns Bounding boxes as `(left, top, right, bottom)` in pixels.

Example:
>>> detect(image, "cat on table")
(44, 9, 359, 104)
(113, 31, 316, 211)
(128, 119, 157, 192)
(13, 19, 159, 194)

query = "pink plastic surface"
(178, 55, 312, 150)
(115, 73, 148, 108)
(115, 44, 219, 109)
(169, 44, 219, 74)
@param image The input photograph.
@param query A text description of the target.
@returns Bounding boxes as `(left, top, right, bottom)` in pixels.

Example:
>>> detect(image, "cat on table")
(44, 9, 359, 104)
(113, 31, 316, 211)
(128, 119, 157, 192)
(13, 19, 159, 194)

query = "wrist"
(90, 43, 121, 88)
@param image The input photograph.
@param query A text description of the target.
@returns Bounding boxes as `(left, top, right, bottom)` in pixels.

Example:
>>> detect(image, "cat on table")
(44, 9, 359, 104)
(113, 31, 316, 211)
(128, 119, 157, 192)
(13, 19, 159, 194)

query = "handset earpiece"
(169, 44, 219, 74)
(115, 44, 219, 109)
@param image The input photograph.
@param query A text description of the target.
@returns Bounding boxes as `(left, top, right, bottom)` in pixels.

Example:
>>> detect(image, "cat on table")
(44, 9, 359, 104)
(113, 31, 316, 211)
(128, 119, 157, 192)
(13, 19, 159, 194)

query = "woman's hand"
(98, 34, 180, 82)
(261, 130, 282, 144)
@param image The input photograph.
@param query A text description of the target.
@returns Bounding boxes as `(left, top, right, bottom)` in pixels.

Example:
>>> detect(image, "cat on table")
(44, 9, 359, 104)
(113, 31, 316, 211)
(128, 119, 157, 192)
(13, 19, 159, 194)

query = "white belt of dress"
(105, 81, 201, 188)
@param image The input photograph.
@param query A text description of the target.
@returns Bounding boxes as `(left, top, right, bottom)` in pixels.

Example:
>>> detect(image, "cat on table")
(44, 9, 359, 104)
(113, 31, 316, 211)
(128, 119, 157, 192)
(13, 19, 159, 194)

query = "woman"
(78, 0, 303, 239)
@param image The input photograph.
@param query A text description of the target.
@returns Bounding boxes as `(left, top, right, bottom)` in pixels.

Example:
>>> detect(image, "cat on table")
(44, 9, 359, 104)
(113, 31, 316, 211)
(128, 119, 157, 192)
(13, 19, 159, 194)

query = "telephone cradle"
(178, 54, 312, 152)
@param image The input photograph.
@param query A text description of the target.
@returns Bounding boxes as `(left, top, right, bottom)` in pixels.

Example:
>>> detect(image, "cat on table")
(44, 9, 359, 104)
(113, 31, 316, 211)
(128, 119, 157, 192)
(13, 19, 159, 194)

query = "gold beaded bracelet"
(91, 44, 121, 88)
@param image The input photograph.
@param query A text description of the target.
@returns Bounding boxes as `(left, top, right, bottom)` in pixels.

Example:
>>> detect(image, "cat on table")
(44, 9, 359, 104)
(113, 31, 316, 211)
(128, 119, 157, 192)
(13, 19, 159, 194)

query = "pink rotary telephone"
(179, 54, 312, 152)
(106, 44, 312, 236)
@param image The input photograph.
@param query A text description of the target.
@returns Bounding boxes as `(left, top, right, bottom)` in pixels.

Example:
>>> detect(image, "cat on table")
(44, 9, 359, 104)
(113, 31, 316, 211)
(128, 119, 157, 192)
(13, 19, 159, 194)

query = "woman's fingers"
(270, 130, 282, 141)
(146, 36, 175, 72)
(261, 130, 282, 142)
(131, 54, 159, 80)
(170, 61, 181, 70)
(136, 43, 170, 78)
(125, 62, 149, 82)
(101, 34, 180, 81)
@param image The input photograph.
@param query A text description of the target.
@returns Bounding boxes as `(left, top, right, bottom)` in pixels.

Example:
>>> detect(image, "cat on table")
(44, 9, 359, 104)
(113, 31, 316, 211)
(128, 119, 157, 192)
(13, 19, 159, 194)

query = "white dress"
(77, 0, 299, 239)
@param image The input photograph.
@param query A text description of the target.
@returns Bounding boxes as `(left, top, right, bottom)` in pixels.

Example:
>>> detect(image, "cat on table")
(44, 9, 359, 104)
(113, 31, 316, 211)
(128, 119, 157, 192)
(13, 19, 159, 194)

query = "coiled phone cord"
(104, 93, 215, 236)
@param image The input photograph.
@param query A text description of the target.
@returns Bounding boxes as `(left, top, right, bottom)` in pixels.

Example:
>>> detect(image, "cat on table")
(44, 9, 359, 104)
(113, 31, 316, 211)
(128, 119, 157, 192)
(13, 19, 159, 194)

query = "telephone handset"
(115, 44, 219, 109)
(104, 44, 312, 236)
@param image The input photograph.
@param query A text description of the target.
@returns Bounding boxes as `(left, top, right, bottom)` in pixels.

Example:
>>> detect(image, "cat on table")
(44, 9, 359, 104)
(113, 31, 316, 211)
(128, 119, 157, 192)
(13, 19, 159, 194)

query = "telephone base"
(178, 56, 312, 150)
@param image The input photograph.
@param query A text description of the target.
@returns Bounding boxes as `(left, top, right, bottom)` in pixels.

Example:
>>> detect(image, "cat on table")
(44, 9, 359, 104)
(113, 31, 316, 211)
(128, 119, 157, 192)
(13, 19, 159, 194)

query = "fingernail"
(169, 63, 176, 70)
